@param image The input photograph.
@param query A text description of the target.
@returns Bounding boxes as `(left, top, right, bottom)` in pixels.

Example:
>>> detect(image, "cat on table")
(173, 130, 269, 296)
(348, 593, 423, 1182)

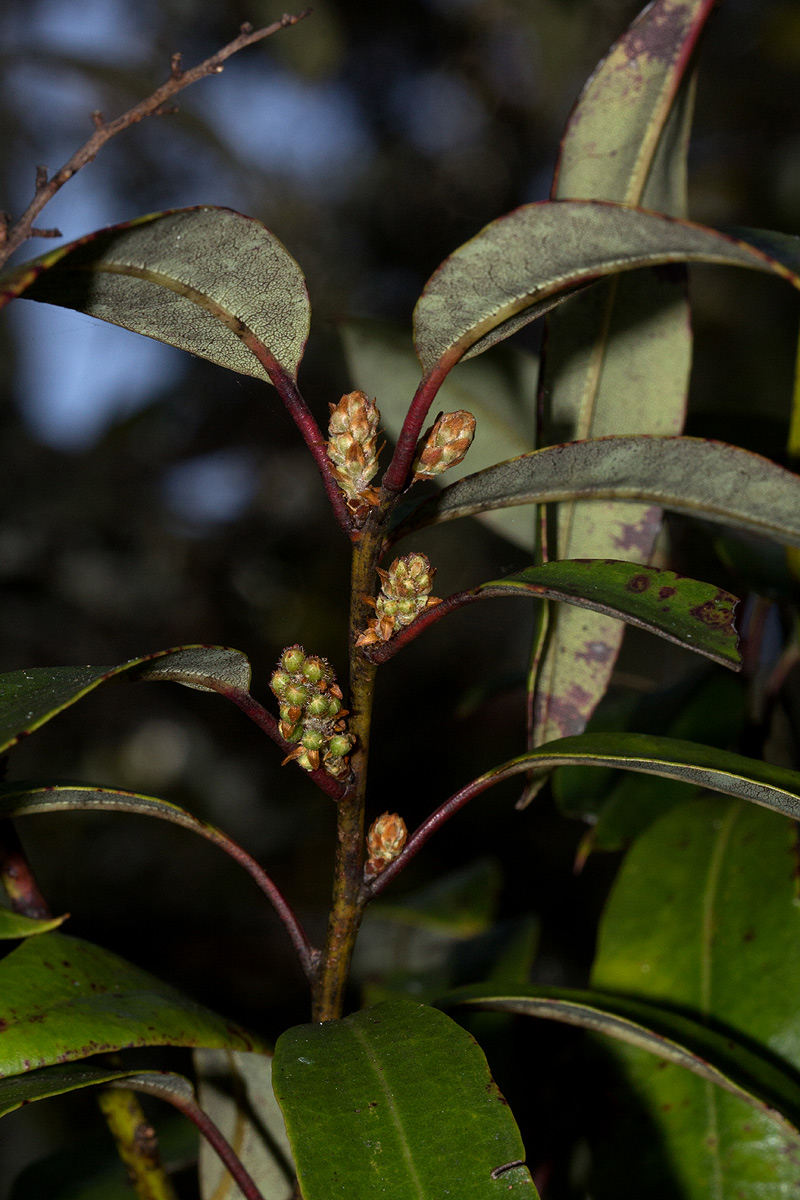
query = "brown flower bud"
(364, 811, 408, 878)
(327, 391, 382, 516)
(412, 410, 476, 482)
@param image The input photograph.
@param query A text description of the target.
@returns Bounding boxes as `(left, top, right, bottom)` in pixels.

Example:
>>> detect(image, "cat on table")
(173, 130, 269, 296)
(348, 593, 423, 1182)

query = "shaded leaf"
(478, 731, 800, 819)
(475, 560, 740, 668)
(0, 932, 265, 1078)
(0, 905, 66, 938)
(0, 644, 251, 755)
(340, 319, 539, 549)
(412, 202, 800, 373)
(0, 1062, 193, 1119)
(442, 983, 800, 1138)
(393, 437, 800, 562)
(195, 1049, 294, 1200)
(272, 999, 538, 1198)
(1, 207, 310, 383)
(590, 797, 800, 1196)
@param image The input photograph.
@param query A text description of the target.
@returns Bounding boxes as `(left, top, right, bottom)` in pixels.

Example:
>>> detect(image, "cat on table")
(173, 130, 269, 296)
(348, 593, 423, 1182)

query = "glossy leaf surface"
(272, 999, 538, 1199)
(0, 932, 264, 1078)
(412, 202, 800, 373)
(590, 797, 800, 1196)
(0, 644, 251, 755)
(476, 560, 740, 668)
(196, 1049, 294, 1200)
(442, 983, 800, 1137)
(340, 319, 539, 549)
(474, 732, 800, 819)
(0, 906, 66, 938)
(394, 437, 800, 566)
(1, 207, 310, 382)
(534, 0, 710, 750)
(0, 1062, 192, 1118)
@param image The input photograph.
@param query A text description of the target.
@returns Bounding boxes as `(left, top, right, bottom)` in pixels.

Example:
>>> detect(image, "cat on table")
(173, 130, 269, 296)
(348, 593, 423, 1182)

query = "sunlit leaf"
(442, 983, 800, 1138)
(0, 644, 251, 755)
(393, 437, 800, 575)
(0, 932, 265, 1078)
(475, 560, 740, 668)
(1, 207, 310, 383)
(196, 1049, 294, 1200)
(272, 999, 538, 1199)
(590, 797, 800, 1195)
(412, 202, 800, 374)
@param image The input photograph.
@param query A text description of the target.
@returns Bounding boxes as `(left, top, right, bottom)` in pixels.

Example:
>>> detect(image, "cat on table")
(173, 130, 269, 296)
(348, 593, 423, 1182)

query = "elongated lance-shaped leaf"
(472, 733, 800, 819)
(272, 999, 538, 1199)
(475, 561, 740, 669)
(0, 207, 310, 383)
(0, 644, 251, 755)
(0, 1062, 194, 1119)
(440, 984, 800, 1139)
(534, 0, 713, 755)
(0, 932, 265, 1079)
(392, 437, 800, 563)
(196, 1049, 295, 1200)
(0, 906, 66, 939)
(590, 797, 800, 1195)
(412, 202, 800, 373)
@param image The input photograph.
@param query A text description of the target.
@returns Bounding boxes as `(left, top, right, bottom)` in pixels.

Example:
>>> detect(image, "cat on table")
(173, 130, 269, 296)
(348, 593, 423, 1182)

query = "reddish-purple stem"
(217, 685, 347, 802)
(382, 358, 457, 494)
(364, 760, 529, 900)
(239, 333, 353, 536)
(363, 590, 479, 664)
(0, 819, 51, 918)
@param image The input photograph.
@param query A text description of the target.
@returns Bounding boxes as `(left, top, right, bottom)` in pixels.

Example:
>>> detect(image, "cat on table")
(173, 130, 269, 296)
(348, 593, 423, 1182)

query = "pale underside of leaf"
(0, 1062, 194, 1119)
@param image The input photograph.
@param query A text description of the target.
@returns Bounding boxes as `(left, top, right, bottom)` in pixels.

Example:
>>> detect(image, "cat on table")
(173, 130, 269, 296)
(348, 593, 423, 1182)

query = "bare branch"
(0, 10, 311, 268)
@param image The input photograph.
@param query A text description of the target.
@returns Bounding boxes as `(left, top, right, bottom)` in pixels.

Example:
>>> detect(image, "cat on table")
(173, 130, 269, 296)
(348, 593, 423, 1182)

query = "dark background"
(0, 0, 798, 1192)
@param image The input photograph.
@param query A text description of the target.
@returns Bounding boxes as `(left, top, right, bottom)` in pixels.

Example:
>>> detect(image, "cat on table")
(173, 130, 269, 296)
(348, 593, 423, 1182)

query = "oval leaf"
(476, 732, 800, 819)
(0, 1062, 193, 1119)
(0, 931, 265, 1078)
(272, 999, 538, 1199)
(393, 436, 800, 553)
(413, 202, 800, 373)
(196, 1049, 295, 1200)
(0, 644, 251, 755)
(476, 561, 740, 668)
(1, 207, 310, 383)
(590, 797, 800, 1195)
(441, 984, 800, 1138)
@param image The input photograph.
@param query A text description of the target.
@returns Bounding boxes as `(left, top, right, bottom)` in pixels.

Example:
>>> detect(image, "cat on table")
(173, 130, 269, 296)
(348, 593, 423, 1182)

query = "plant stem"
(0, 819, 50, 917)
(312, 516, 385, 1021)
(97, 1089, 180, 1200)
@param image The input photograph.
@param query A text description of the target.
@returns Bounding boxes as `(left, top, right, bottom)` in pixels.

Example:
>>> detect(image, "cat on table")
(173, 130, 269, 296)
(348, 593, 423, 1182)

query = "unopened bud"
(327, 391, 382, 516)
(281, 645, 306, 674)
(365, 812, 408, 878)
(412, 410, 476, 482)
(356, 552, 441, 647)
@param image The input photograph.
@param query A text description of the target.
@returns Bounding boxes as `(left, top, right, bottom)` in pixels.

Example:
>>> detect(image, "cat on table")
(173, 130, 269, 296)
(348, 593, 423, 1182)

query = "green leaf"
(0, 1062, 193, 1118)
(441, 983, 800, 1138)
(589, 797, 800, 1196)
(340, 319, 539, 549)
(412, 202, 800, 374)
(393, 437, 800, 572)
(475, 560, 740, 668)
(479, 732, 800, 820)
(0, 932, 265, 1078)
(272, 999, 539, 1199)
(1, 207, 310, 383)
(0, 644, 251, 755)
(195, 1049, 295, 1200)
(0, 905, 66, 938)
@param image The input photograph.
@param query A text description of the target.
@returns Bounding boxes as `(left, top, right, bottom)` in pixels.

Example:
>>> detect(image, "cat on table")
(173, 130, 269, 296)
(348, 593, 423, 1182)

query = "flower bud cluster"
(270, 645, 354, 778)
(356, 553, 441, 646)
(364, 811, 408, 879)
(327, 391, 382, 520)
(412, 410, 476, 482)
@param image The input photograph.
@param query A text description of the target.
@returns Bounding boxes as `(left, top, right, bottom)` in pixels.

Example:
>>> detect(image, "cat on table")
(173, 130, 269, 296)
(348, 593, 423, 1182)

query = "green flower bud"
(270, 670, 291, 696)
(281, 645, 306, 673)
(301, 728, 326, 752)
(328, 733, 354, 757)
(302, 657, 330, 684)
(284, 683, 309, 708)
(306, 693, 330, 717)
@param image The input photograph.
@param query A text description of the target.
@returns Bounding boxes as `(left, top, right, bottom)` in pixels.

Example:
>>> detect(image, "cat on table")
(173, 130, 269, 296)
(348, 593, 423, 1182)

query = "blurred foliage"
(0, 0, 799, 1193)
